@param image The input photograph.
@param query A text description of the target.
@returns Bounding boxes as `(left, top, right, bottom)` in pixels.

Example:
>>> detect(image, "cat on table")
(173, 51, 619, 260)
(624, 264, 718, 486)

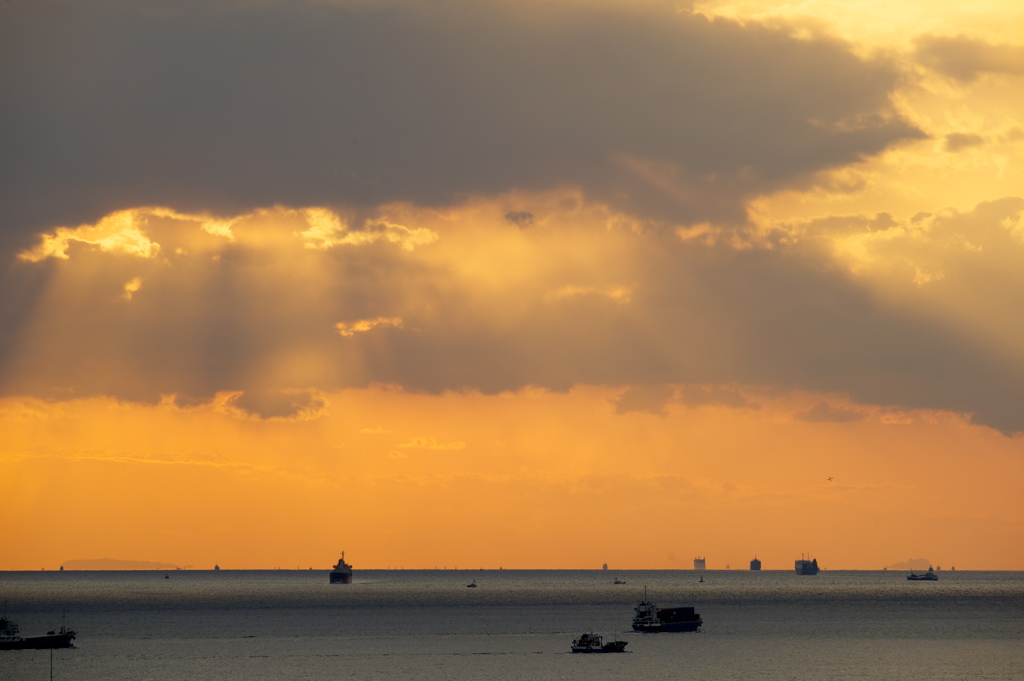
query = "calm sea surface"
(1, 569, 1022, 680)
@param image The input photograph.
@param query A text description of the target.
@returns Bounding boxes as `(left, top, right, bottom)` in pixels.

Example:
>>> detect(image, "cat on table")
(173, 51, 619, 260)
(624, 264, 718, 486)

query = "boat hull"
(632, 620, 702, 633)
(329, 572, 352, 584)
(0, 633, 76, 650)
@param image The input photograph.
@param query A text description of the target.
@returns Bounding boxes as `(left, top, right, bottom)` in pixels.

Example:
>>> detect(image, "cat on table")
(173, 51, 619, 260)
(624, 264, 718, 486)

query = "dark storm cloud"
(504, 211, 535, 229)
(794, 401, 865, 423)
(228, 389, 327, 420)
(612, 383, 758, 416)
(914, 34, 1024, 83)
(943, 133, 984, 152)
(613, 384, 675, 416)
(0, 0, 920, 256)
(676, 384, 758, 410)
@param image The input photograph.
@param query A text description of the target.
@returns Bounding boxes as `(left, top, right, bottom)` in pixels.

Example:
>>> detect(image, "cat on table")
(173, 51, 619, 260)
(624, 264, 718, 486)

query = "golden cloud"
(300, 208, 438, 252)
(18, 206, 436, 265)
(4, 193, 1024, 434)
(545, 285, 633, 304)
(19, 210, 161, 262)
(122, 277, 142, 301)
(336, 317, 404, 337)
(396, 437, 467, 450)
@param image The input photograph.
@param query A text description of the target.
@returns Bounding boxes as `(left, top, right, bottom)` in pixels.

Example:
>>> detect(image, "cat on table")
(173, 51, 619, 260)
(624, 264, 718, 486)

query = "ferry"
(570, 632, 628, 653)
(330, 552, 353, 584)
(632, 591, 703, 632)
(750, 557, 762, 571)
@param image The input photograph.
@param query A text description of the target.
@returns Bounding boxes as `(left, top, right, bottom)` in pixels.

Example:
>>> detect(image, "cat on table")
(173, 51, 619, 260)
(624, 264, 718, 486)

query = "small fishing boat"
(570, 632, 628, 653)
(466, 580, 477, 588)
(907, 566, 938, 581)
(613, 578, 626, 584)
(0, 614, 76, 650)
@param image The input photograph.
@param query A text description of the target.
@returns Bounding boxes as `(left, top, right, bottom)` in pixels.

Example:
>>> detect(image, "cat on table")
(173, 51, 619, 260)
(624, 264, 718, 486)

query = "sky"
(2, 0, 1022, 571)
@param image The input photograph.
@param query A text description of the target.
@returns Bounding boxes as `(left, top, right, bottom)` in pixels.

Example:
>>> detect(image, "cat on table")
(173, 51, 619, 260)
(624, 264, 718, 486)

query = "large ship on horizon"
(750, 557, 761, 571)
(693, 556, 706, 570)
(795, 554, 819, 575)
(330, 552, 353, 584)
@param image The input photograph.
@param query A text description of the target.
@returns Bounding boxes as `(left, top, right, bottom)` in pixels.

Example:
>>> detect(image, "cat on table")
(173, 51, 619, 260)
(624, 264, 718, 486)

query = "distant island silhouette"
(62, 558, 179, 570)
(885, 558, 932, 570)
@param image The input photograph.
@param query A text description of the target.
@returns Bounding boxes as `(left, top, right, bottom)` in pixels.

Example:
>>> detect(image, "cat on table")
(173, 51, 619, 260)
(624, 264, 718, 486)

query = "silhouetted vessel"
(0, 615, 76, 650)
(750, 557, 761, 571)
(632, 591, 703, 632)
(907, 566, 938, 581)
(330, 552, 353, 584)
(693, 556, 706, 570)
(795, 555, 819, 575)
(570, 632, 628, 653)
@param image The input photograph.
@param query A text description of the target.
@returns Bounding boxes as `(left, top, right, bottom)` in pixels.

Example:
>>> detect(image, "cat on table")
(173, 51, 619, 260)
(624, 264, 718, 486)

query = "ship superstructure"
(330, 552, 353, 584)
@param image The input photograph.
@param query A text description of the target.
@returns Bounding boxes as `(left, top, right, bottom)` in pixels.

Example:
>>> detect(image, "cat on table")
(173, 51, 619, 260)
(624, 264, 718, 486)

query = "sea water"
(1, 569, 1021, 680)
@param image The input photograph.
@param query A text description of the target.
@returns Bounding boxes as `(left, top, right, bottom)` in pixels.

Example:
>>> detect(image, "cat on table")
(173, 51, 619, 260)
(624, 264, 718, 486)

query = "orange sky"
(2, 0, 1022, 570)
(3, 385, 1022, 570)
